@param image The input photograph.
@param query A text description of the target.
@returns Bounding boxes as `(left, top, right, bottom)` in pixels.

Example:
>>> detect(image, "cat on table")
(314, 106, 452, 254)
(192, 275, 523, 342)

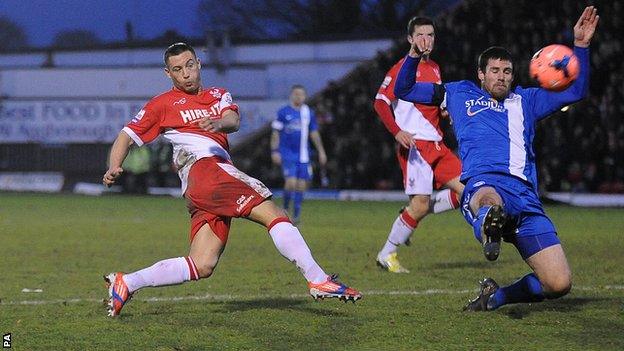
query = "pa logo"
(3, 333, 11, 348)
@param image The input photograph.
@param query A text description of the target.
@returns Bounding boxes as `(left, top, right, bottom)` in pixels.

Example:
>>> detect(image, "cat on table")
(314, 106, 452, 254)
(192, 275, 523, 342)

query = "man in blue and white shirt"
(395, 6, 599, 311)
(271, 85, 327, 224)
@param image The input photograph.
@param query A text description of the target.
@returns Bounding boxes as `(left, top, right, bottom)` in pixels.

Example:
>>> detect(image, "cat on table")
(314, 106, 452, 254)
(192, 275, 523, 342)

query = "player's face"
(290, 88, 306, 107)
(408, 25, 435, 55)
(478, 58, 513, 100)
(165, 50, 202, 94)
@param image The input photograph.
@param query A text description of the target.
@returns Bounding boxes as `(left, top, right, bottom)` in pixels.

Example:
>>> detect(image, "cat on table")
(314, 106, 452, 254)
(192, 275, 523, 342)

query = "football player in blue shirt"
(271, 85, 328, 224)
(394, 6, 598, 311)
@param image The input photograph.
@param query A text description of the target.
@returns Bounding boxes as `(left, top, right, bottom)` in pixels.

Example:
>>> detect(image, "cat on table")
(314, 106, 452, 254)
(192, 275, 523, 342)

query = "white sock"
(123, 256, 198, 293)
(378, 212, 416, 258)
(430, 189, 459, 214)
(268, 222, 327, 284)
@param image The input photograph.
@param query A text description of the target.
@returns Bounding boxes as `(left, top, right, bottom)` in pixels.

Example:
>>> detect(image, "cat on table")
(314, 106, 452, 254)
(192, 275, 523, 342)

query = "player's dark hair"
(164, 42, 196, 65)
(291, 84, 306, 92)
(478, 46, 513, 73)
(407, 16, 435, 35)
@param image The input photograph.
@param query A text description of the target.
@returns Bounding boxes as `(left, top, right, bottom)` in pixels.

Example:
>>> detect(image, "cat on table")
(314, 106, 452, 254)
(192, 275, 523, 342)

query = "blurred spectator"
(121, 146, 151, 194)
(149, 139, 176, 188)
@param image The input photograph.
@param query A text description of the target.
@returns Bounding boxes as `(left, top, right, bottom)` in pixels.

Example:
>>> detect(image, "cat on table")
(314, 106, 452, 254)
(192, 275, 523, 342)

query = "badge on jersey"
(209, 88, 222, 99)
(131, 109, 145, 123)
(381, 76, 392, 89)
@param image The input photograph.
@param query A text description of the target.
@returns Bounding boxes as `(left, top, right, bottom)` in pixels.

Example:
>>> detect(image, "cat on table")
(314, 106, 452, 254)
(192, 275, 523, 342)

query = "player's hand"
(103, 167, 123, 187)
(318, 151, 328, 167)
(440, 109, 450, 120)
(198, 117, 223, 132)
(271, 152, 282, 166)
(573, 6, 599, 48)
(408, 36, 432, 58)
(394, 130, 414, 149)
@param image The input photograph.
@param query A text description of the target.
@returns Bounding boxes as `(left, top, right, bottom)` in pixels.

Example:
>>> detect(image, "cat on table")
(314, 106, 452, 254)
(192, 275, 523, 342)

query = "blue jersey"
(271, 104, 318, 163)
(394, 47, 590, 190)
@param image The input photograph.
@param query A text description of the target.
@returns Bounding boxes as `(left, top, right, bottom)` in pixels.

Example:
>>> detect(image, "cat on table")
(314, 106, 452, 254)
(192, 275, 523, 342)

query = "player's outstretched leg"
(463, 273, 546, 311)
(465, 242, 571, 311)
(104, 272, 133, 317)
(468, 186, 508, 261)
(463, 277, 499, 311)
(473, 205, 508, 261)
(103, 225, 224, 317)
(103, 255, 201, 317)
(250, 200, 362, 302)
(308, 274, 362, 302)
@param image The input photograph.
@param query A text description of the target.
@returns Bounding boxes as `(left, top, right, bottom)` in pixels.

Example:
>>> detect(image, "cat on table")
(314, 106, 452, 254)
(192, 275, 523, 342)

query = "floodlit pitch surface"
(1, 193, 622, 350)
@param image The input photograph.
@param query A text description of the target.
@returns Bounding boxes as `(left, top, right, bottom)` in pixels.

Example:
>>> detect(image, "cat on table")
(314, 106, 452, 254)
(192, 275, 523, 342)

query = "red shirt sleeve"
(374, 99, 400, 136)
(374, 62, 403, 135)
(212, 88, 239, 118)
(123, 99, 164, 146)
(375, 60, 403, 104)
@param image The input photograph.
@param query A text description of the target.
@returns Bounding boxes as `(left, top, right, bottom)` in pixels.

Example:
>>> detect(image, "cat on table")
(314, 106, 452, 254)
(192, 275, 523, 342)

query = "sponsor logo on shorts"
(236, 195, 255, 213)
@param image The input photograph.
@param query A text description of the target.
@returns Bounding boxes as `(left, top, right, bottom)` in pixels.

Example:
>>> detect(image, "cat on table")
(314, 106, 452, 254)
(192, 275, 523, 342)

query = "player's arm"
(533, 6, 598, 120)
(104, 101, 162, 186)
(199, 90, 241, 133)
(394, 56, 446, 105)
(199, 109, 240, 133)
(270, 129, 281, 165)
(103, 130, 134, 187)
(309, 130, 327, 167)
(373, 99, 412, 149)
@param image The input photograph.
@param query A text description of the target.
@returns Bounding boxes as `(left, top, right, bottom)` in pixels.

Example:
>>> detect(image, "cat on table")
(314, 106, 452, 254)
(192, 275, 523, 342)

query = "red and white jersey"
(123, 86, 239, 192)
(376, 58, 443, 141)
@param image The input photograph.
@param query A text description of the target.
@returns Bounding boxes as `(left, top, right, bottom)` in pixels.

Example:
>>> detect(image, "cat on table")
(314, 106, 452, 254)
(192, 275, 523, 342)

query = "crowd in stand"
(236, 0, 622, 193)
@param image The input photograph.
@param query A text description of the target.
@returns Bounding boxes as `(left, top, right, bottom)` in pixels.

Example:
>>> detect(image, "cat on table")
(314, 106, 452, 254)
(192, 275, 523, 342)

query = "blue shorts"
(510, 232, 561, 260)
(461, 173, 559, 258)
(282, 160, 312, 181)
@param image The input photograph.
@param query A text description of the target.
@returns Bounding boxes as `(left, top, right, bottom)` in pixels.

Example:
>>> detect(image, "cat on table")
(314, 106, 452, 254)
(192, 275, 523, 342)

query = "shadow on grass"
(501, 296, 620, 319)
(430, 259, 511, 270)
(215, 297, 351, 317)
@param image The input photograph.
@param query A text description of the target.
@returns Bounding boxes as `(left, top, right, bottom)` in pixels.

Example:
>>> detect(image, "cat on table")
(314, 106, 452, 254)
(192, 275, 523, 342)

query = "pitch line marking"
(1, 285, 623, 306)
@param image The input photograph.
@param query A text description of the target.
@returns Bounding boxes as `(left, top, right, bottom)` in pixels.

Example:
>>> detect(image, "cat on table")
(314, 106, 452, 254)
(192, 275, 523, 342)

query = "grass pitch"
(1, 193, 623, 350)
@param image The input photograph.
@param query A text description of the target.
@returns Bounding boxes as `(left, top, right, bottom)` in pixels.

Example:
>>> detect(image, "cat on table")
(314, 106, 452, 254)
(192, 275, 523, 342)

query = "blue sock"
(293, 191, 304, 220)
(283, 190, 292, 211)
(472, 206, 492, 242)
(489, 273, 545, 310)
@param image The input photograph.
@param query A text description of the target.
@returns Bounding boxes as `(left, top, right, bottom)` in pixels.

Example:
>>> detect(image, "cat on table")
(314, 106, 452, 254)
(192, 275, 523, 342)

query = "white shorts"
(403, 146, 433, 195)
(397, 140, 462, 196)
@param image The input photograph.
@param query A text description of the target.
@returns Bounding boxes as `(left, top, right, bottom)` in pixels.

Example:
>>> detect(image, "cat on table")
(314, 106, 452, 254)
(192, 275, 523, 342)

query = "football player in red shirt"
(374, 17, 464, 273)
(102, 43, 361, 316)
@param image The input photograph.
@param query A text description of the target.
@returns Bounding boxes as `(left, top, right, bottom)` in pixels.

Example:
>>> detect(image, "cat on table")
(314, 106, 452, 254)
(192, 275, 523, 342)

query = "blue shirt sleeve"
(272, 107, 287, 130)
(530, 46, 590, 121)
(394, 55, 444, 104)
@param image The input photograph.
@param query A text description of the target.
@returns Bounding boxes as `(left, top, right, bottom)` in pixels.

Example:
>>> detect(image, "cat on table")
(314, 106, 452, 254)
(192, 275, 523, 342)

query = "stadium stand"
(237, 0, 623, 194)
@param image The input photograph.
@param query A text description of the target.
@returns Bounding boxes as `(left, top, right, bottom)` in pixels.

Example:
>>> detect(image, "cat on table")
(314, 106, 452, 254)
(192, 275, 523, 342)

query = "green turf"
(1, 193, 623, 350)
